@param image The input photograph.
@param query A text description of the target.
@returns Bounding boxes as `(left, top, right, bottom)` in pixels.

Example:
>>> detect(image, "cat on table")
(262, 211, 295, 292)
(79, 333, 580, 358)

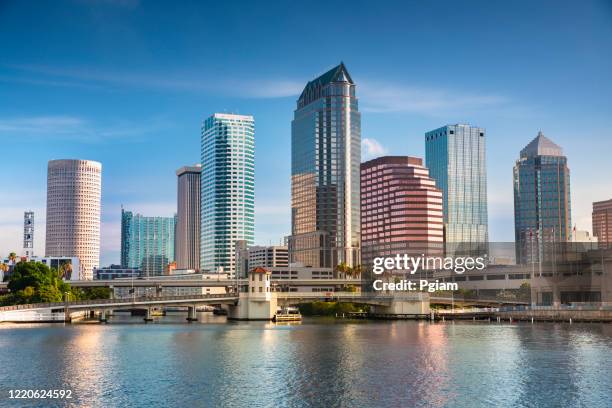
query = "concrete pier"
(186, 306, 198, 322)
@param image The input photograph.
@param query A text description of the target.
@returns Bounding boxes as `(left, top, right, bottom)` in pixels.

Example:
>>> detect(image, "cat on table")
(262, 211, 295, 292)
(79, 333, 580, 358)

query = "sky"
(1, 0, 611, 267)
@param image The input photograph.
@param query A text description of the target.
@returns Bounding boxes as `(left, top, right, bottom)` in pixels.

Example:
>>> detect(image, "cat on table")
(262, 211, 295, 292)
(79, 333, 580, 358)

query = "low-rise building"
(94, 265, 142, 280)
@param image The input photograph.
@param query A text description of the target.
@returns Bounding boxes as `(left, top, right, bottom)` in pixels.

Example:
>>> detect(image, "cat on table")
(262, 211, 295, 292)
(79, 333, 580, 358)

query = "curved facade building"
(176, 164, 201, 270)
(45, 159, 102, 280)
(361, 156, 443, 271)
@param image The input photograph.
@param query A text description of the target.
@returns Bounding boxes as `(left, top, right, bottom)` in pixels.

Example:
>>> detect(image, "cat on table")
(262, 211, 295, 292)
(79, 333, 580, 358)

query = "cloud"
(359, 81, 509, 116)
(3, 64, 302, 99)
(0, 115, 172, 143)
(362, 138, 387, 160)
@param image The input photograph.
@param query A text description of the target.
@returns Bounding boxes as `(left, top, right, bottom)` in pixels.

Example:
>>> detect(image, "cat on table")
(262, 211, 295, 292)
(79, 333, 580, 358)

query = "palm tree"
(334, 262, 349, 279)
(352, 264, 363, 280)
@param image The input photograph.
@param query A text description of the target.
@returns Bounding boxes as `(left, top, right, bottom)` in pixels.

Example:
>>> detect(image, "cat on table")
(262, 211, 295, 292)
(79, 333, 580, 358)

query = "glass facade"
(120, 209, 176, 276)
(425, 124, 488, 256)
(513, 132, 571, 264)
(289, 63, 361, 268)
(200, 113, 255, 276)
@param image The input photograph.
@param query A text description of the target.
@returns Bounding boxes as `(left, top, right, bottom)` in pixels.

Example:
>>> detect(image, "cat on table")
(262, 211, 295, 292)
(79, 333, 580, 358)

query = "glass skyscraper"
(120, 209, 176, 276)
(513, 132, 571, 264)
(200, 113, 255, 276)
(425, 124, 488, 256)
(289, 63, 361, 268)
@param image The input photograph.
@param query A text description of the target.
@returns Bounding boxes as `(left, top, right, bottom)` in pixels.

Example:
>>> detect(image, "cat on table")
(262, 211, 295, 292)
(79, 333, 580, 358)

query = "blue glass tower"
(425, 124, 488, 256)
(200, 113, 255, 276)
(513, 132, 571, 264)
(120, 209, 176, 276)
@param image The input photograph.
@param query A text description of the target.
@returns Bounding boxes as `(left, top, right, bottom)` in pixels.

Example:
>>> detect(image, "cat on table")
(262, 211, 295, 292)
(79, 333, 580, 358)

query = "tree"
(517, 282, 531, 302)
(352, 264, 362, 280)
(6, 261, 72, 304)
(8, 252, 17, 264)
(335, 262, 349, 279)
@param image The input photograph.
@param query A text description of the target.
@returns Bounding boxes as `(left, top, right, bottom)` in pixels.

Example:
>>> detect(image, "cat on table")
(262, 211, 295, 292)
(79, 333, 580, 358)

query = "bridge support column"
(156, 285, 163, 297)
(63, 292, 71, 323)
(186, 306, 198, 322)
(143, 307, 153, 323)
(99, 309, 110, 323)
(109, 285, 114, 300)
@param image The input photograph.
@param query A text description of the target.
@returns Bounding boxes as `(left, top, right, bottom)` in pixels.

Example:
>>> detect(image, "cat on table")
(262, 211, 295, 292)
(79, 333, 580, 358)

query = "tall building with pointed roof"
(513, 131, 571, 264)
(289, 63, 361, 268)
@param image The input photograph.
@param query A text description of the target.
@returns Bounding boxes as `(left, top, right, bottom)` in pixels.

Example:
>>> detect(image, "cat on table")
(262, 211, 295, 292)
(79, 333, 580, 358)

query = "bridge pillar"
(63, 292, 71, 323)
(143, 307, 153, 323)
(156, 285, 163, 297)
(186, 306, 198, 322)
(99, 309, 110, 323)
(109, 286, 114, 300)
(370, 298, 430, 316)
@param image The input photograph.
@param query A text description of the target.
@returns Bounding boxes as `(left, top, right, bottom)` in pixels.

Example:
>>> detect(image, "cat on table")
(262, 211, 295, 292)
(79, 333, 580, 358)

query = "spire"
(520, 131, 564, 158)
(297, 63, 354, 108)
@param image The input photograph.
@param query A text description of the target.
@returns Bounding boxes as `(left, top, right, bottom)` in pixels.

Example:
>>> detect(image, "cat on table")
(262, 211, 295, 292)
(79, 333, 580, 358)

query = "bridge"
(0, 278, 361, 289)
(0, 288, 528, 323)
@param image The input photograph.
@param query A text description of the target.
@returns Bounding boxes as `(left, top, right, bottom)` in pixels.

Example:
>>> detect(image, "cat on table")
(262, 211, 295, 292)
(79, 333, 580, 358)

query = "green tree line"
(0, 261, 110, 306)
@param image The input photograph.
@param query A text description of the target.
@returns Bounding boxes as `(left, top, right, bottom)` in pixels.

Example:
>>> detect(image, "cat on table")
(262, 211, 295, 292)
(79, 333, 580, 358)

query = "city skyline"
(1, 1, 611, 266)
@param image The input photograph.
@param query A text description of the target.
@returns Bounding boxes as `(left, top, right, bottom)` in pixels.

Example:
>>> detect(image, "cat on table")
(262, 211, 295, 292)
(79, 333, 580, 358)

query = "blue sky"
(1, 0, 611, 266)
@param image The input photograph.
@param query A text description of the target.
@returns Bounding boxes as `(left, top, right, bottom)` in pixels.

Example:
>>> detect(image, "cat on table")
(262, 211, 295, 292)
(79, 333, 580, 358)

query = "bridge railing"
(0, 293, 238, 312)
(274, 292, 429, 301)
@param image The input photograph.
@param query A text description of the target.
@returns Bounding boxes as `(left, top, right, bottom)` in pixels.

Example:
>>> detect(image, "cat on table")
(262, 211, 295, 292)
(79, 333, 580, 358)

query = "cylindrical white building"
(45, 159, 102, 280)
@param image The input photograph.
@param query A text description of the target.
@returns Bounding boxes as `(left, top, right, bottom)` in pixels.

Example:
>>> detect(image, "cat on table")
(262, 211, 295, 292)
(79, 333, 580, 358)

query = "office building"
(94, 265, 142, 280)
(361, 156, 443, 271)
(593, 199, 612, 248)
(425, 124, 488, 256)
(45, 159, 102, 280)
(176, 164, 202, 270)
(121, 209, 176, 276)
(248, 245, 289, 268)
(513, 132, 571, 264)
(289, 63, 361, 268)
(200, 113, 255, 277)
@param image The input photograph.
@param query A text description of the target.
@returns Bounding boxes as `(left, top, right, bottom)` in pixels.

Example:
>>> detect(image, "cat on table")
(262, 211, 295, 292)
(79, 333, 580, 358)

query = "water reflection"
(0, 316, 610, 408)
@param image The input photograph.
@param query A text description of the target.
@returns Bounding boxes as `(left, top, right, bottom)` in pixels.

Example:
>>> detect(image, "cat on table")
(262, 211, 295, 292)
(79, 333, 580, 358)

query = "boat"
(273, 307, 302, 322)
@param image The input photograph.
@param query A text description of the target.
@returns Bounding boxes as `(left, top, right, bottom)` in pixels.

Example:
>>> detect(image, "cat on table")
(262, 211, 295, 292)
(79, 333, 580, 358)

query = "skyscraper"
(121, 209, 176, 276)
(176, 164, 202, 270)
(200, 113, 255, 276)
(361, 156, 443, 271)
(513, 132, 571, 264)
(45, 159, 101, 280)
(593, 199, 612, 249)
(289, 63, 361, 268)
(425, 124, 488, 256)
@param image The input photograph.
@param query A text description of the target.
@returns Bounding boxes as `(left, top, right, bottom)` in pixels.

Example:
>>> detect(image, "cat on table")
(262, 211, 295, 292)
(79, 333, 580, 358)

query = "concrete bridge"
(0, 267, 529, 322)
(0, 293, 240, 323)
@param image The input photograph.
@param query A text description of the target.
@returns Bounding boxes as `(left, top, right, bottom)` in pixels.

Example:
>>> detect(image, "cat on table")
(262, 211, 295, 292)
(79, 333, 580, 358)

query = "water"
(0, 313, 611, 408)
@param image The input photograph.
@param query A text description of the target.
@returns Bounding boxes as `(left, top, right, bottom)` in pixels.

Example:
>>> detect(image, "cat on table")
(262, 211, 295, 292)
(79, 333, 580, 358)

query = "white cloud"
(359, 81, 509, 116)
(362, 138, 387, 160)
(0, 115, 172, 143)
(4, 64, 301, 99)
